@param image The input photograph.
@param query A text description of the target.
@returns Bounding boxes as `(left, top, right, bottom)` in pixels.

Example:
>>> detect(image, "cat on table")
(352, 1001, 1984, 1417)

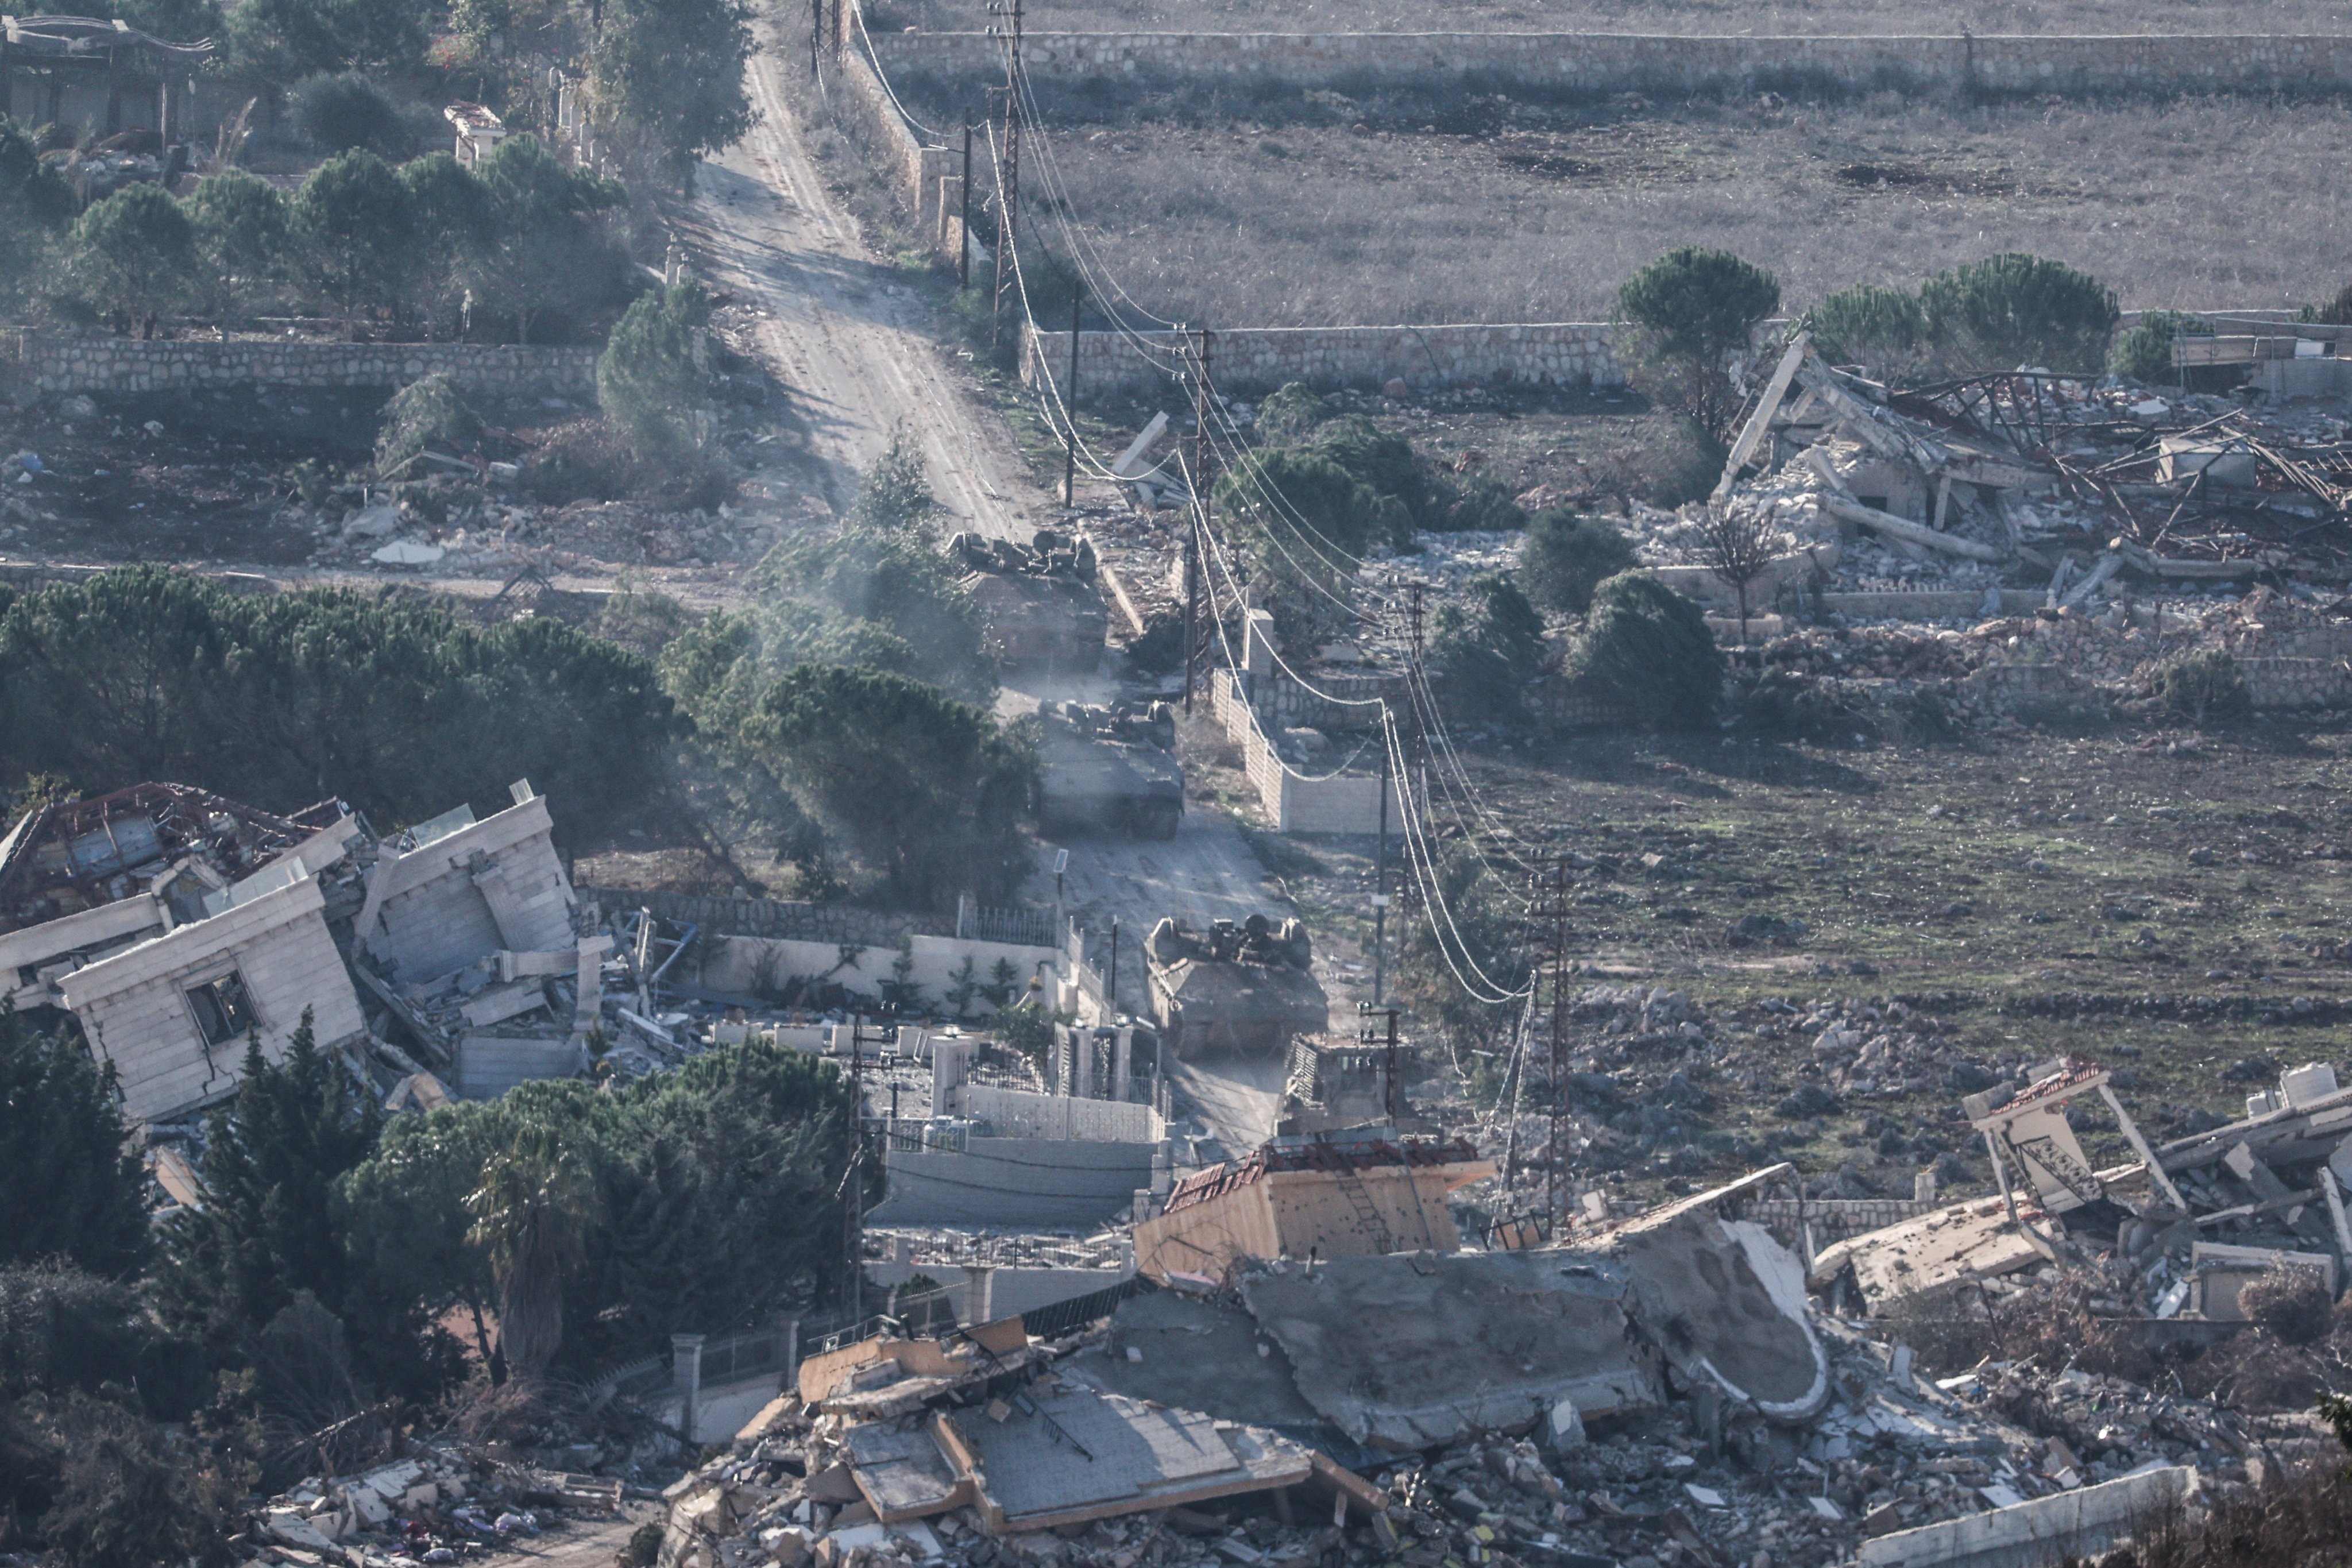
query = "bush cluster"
(16, 120, 634, 343)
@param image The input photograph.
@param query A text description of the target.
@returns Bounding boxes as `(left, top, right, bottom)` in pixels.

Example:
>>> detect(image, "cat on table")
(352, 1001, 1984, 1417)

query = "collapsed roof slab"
(1607, 1210, 1832, 1423)
(1061, 1287, 1327, 1431)
(936, 1385, 1361, 1534)
(1808, 1196, 2055, 1316)
(1238, 1250, 1659, 1451)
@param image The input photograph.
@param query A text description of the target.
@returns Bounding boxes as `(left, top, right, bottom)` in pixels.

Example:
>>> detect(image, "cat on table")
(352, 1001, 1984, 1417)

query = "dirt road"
(677, 20, 1042, 541)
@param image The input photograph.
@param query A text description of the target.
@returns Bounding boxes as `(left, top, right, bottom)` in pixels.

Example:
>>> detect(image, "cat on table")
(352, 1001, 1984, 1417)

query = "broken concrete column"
(673, 1333, 705, 1445)
(963, 1264, 997, 1326)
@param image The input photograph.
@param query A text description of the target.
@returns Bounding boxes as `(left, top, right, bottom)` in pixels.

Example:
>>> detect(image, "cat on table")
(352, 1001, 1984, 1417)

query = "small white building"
(443, 101, 508, 168)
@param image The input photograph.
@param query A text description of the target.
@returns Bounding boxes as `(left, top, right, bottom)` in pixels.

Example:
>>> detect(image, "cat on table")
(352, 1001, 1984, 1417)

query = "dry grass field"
(891, 80, 2352, 325)
(875, 0, 2352, 35)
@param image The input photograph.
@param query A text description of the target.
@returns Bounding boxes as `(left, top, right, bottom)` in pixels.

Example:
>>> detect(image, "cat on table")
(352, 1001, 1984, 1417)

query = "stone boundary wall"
(876, 30, 2352, 99)
(11, 331, 599, 399)
(1024, 322, 1623, 399)
(2241, 656, 2352, 709)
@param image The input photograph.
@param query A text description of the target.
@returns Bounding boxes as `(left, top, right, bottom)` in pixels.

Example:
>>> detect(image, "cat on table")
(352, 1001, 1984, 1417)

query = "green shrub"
(2156, 647, 2250, 723)
(1919, 253, 2118, 374)
(1736, 668, 1845, 742)
(1643, 416, 1729, 508)
(1801, 283, 1928, 376)
(1565, 570, 1723, 729)
(1312, 414, 1442, 529)
(1435, 475, 1527, 533)
(598, 279, 712, 457)
(2108, 311, 2201, 383)
(374, 374, 479, 478)
(1255, 381, 1329, 443)
(1520, 510, 1636, 615)
(292, 72, 407, 154)
(1430, 571, 1548, 728)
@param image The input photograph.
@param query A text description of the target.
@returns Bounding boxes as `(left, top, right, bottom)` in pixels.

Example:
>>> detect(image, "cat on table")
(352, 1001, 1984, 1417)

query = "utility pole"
(1539, 856, 1572, 1229)
(1372, 734, 1391, 1005)
(1107, 915, 1120, 1018)
(1181, 504, 1200, 713)
(810, 0, 821, 72)
(1183, 327, 1216, 709)
(986, 0, 1021, 351)
(1063, 284, 1083, 507)
(841, 1014, 868, 1322)
(1358, 1001, 1403, 1127)
(1405, 581, 1428, 831)
(958, 126, 972, 288)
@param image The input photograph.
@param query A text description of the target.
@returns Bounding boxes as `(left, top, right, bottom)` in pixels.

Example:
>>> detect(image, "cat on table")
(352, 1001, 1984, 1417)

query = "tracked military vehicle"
(951, 528, 1109, 671)
(1144, 913, 1328, 1057)
(1036, 700, 1184, 840)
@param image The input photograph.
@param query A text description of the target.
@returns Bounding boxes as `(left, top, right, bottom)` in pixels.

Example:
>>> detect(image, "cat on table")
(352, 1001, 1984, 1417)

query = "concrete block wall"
(1024, 322, 1623, 400)
(59, 876, 368, 1124)
(960, 1084, 1163, 1142)
(13, 331, 600, 399)
(877, 29, 2352, 101)
(869, 1136, 1164, 1226)
(685, 930, 1061, 1010)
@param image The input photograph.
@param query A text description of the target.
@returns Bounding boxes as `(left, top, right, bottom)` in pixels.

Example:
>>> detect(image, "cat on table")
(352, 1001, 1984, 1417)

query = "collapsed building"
(1814, 1053, 2352, 1328)
(0, 778, 603, 1126)
(1, 782, 371, 1124)
(658, 1150, 2268, 1568)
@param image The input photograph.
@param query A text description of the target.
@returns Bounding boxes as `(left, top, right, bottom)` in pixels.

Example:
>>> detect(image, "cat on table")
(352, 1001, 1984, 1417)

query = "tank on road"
(952, 528, 1108, 672)
(1145, 913, 1328, 1057)
(1037, 700, 1184, 840)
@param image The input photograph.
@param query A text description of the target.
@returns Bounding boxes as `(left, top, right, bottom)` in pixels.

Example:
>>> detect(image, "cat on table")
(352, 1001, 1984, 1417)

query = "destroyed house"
(348, 785, 596, 1100)
(1133, 1130, 1491, 1281)
(0, 782, 370, 1124)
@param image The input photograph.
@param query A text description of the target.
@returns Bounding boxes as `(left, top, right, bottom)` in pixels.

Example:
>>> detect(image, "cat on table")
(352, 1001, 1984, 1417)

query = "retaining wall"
(11, 331, 599, 399)
(1024, 322, 1623, 400)
(876, 29, 2352, 99)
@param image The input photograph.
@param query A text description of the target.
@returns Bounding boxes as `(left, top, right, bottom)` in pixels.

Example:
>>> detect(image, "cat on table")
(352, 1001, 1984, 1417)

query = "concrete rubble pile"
(655, 1156, 2305, 1568)
(1702, 337, 2352, 598)
(246, 1450, 632, 1565)
(1809, 1053, 2352, 1340)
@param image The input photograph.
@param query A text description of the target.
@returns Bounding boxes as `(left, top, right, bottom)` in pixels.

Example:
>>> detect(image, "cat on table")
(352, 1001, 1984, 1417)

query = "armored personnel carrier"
(950, 528, 1109, 671)
(1144, 913, 1328, 1057)
(1036, 700, 1184, 840)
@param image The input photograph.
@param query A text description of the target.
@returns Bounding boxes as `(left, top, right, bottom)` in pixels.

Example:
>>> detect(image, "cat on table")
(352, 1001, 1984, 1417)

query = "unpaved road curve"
(680, 13, 1042, 541)
(692, 29, 1289, 1154)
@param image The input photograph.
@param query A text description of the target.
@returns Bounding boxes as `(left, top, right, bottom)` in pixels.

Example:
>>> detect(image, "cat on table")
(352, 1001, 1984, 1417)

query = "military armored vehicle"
(1144, 913, 1328, 1057)
(951, 528, 1109, 671)
(1036, 700, 1184, 840)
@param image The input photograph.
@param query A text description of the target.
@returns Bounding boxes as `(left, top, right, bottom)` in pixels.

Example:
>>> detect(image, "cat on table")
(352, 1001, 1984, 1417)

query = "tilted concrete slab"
(1061, 1288, 1326, 1430)
(1810, 1197, 2053, 1314)
(1607, 1210, 1832, 1423)
(1239, 1250, 1659, 1450)
(937, 1385, 1319, 1531)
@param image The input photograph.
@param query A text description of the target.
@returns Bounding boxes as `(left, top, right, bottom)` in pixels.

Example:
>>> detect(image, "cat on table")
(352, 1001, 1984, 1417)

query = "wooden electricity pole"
(958, 125, 972, 288)
(1538, 857, 1573, 1227)
(986, 0, 1022, 350)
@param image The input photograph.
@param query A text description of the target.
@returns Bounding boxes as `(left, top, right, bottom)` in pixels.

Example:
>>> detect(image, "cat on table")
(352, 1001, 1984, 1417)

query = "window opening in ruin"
(187, 972, 258, 1046)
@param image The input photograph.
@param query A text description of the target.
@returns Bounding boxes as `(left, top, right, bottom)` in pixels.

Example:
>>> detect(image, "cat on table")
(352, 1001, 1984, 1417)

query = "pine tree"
(152, 1011, 380, 1348)
(0, 1008, 150, 1279)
